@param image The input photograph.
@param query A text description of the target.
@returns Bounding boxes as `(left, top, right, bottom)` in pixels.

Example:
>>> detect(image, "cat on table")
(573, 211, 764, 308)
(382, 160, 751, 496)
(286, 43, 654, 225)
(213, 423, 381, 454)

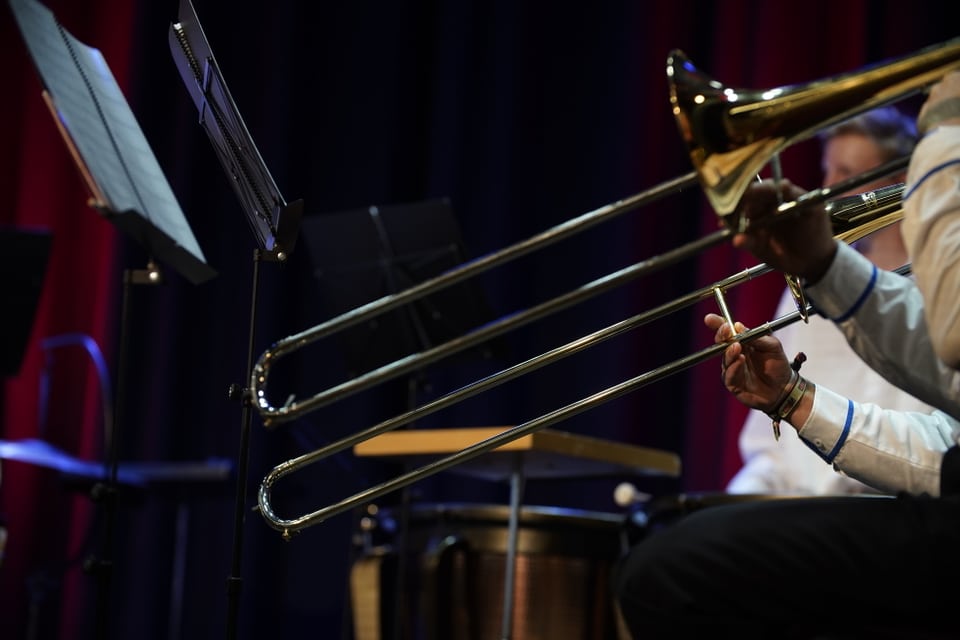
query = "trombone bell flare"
(667, 37, 960, 220)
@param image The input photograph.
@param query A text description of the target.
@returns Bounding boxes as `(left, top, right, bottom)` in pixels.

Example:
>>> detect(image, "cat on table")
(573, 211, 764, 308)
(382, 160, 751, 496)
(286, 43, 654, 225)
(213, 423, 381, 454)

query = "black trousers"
(613, 494, 960, 639)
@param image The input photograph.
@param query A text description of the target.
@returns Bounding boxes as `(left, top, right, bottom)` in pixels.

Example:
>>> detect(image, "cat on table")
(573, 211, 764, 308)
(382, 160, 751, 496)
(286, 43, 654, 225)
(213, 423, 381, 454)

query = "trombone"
(252, 37, 960, 538)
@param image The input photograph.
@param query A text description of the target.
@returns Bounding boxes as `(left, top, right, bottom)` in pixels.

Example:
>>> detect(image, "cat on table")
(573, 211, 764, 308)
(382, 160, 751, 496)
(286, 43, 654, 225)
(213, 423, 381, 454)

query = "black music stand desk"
(301, 199, 499, 377)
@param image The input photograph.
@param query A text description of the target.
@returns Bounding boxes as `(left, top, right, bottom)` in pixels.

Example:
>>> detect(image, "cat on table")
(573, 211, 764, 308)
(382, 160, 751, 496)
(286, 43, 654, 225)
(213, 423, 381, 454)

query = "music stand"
(0, 227, 52, 377)
(167, 2, 303, 638)
(302, 198, 499, 376)
(168, 0, 302, 258)
(10, 0, 217, 637)
(302, 199, 500, 640)
(9, 0, 215, 285)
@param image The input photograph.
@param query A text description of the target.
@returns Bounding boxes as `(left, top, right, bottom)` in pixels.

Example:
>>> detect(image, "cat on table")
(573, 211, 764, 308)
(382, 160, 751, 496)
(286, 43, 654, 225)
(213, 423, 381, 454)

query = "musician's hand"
(732, 180, 838, 284)
(704, 313, 794, 412)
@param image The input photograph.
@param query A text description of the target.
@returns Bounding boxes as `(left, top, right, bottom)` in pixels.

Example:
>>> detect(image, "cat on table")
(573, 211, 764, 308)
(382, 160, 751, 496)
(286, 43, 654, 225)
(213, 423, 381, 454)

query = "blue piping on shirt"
(833, 265, 877, 323)
(824, 400, 853, 463)
(803, 399, 853, 464)
(904, 158, 960, 200)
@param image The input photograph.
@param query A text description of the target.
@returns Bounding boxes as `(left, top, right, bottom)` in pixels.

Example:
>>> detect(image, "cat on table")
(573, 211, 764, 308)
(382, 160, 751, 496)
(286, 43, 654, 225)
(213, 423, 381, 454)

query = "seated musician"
(615, 71, 960, 638)
(727, 106, 931, 496)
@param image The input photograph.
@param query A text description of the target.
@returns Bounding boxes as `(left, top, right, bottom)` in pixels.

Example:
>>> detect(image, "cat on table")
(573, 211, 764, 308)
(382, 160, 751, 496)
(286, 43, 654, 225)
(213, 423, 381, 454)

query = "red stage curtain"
(1, 2, 135, 636)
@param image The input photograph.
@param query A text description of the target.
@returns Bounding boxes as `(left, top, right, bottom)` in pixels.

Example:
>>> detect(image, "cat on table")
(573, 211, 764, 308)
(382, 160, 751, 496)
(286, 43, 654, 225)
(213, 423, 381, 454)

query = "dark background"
(1, 1, 954, 638)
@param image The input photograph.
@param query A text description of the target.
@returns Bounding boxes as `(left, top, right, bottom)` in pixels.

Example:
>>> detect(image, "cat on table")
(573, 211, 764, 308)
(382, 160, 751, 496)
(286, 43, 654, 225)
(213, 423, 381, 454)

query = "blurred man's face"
(821, 132, 901, 195)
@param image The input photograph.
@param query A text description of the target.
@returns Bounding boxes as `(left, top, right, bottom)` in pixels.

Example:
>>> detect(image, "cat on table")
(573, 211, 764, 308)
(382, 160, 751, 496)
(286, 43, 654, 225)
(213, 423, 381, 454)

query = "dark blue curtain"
(2, 1, 954, 638)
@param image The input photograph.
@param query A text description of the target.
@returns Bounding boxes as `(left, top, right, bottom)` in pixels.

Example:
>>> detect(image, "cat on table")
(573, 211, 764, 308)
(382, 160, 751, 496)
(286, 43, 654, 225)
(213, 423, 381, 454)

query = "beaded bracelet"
(766, 352, 807, 441)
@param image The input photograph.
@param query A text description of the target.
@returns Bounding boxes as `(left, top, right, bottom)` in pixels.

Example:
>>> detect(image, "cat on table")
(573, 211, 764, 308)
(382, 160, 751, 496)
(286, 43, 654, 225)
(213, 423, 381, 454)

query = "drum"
(350, 502, 630, 640)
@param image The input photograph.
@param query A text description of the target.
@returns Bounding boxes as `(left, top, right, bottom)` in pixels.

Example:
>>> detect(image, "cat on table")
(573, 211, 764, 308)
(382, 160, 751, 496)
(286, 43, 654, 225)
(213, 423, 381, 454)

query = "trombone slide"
(252, 34, 958, 538)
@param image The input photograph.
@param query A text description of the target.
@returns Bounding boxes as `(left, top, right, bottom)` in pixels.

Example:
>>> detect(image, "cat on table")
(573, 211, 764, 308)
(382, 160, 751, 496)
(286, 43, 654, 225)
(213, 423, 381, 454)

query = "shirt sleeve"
(804, 242, 960, 418)
(798, 384, 960, 496)
(794, 176, 960, 495)
(902, 124, 960, 369)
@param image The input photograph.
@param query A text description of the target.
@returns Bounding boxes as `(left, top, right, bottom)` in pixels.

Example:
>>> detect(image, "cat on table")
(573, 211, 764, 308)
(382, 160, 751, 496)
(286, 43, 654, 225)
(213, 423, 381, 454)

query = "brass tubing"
(251, 172, 697, 425)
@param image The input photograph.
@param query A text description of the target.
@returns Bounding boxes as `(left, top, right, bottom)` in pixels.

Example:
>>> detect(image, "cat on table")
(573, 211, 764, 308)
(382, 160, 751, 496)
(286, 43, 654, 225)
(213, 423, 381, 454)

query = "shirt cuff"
(798, 384, 854, 464)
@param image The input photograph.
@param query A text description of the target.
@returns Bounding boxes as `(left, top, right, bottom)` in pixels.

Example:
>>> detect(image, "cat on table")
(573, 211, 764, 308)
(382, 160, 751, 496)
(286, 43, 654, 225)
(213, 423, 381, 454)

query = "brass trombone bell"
(668, 37, 960, 222)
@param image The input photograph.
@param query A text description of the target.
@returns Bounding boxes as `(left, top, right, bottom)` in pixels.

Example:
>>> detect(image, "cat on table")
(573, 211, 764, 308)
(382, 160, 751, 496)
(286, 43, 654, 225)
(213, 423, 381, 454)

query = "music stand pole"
(165, 10, 303, 633)
(90, 260, 163, 640)
(225, 247, 275, 640)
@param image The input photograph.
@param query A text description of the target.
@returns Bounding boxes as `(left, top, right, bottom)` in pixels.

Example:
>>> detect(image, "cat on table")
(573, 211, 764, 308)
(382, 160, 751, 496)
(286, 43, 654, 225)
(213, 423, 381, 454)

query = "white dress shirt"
(726, 285, 937, 495)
